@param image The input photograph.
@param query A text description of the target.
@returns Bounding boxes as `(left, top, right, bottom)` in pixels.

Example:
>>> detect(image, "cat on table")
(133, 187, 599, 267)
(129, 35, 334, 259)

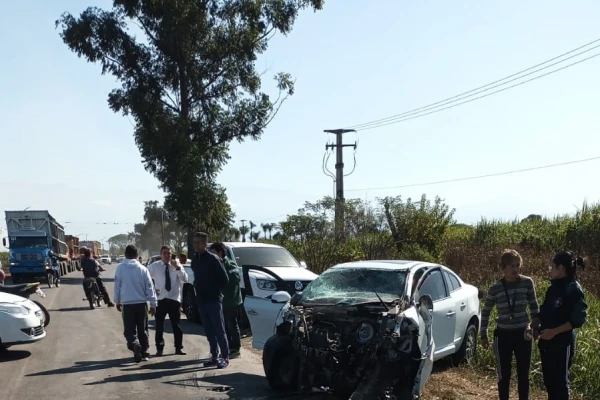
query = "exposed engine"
(277, 300, 426, 398)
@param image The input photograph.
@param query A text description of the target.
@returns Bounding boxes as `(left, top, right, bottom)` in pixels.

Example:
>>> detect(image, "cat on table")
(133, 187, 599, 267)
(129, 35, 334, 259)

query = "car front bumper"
(1, 309, 46, 346)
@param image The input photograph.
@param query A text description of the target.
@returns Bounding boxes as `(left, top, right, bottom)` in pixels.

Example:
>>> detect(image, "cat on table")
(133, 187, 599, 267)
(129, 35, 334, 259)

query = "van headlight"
(256, 279, 277, 291)
(0, 303, 30, 316)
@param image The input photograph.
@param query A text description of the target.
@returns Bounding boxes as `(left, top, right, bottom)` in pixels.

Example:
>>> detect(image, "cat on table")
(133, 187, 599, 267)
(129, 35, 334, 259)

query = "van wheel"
(452, 322, 477, 365)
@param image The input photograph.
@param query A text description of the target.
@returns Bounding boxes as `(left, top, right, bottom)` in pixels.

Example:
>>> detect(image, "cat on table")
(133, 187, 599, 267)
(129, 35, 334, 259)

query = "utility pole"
(240, 219, 247, 242)
(160, 209, 165, 245)
(324, 129, 357, 241)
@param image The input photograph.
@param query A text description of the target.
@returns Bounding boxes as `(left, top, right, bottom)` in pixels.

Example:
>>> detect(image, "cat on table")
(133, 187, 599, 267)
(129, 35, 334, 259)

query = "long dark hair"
(552, 251, 584, 280)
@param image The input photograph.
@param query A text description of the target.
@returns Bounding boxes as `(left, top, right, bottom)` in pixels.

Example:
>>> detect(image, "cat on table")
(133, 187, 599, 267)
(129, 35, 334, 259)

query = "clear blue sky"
(1, 1, 599, 249)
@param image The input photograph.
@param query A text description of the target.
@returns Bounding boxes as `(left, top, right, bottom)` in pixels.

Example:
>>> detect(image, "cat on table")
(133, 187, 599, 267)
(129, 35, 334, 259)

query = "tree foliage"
(107, 234, 129, 254)
(128, 200, 188, 253)
(56, 0, 324, 237)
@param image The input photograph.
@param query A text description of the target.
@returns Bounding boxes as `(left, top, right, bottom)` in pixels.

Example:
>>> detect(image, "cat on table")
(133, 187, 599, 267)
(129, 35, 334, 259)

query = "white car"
(182, 242, 318, 327)
(100, 255, 112, 265)
(0, 291, 47, 351)
(244, 260, 481, 364)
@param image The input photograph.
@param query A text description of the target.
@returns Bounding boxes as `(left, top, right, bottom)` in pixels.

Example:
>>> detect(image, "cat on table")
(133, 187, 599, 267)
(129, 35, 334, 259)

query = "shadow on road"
(148, 318, 206, 336)
(26, 357, 134, 376)
(178, 371, 273, 398)
(48, 306, 91, 312)
(0, 350, 31, 362)
(56, 277, 115, 285)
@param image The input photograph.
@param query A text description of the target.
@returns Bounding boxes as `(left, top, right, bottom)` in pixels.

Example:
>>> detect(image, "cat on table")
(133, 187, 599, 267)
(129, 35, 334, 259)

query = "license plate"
(35, 288, 47, 298)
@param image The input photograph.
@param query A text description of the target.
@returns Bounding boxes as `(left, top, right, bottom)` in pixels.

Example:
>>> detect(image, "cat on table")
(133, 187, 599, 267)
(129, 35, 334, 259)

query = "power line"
(346, 155, 600, 192)
(345, 38, 600, 131)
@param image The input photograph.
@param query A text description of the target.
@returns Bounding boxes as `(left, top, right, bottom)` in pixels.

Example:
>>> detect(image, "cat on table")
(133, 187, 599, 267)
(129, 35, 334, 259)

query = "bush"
(0, 252, 8, 275)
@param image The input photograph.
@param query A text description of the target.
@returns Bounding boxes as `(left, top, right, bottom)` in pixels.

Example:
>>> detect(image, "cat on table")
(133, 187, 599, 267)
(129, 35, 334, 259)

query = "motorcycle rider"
(80, 248, 115, 309)
(48, 250, 61, 287)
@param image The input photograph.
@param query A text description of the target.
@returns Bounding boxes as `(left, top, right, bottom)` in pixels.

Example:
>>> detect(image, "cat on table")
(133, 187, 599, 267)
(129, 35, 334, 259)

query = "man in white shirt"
(114, 245, 157, 363)
(148, 245, 189, 356)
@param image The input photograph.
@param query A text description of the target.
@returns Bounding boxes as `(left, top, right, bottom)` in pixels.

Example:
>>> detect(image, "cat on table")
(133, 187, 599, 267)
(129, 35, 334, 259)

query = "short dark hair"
(179, 253, 187, 259)
(195, 232, 208, 241)
(125, 244, 138, 259)
(209, 242, 225, 256)
(83, 248, 91, 258)
(160, 245, 171, 253)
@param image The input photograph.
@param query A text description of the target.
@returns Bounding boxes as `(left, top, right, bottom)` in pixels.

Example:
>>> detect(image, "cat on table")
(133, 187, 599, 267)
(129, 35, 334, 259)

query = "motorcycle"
(0, 282, 50, 327)
(82, 277, 103, 309)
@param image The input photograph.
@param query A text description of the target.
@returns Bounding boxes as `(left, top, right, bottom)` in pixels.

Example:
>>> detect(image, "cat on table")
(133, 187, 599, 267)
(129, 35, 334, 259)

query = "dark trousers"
(122, 303, 149, 352)
(155, 298, 183, 350)
(493, 328, 532, 400)
(223, 305, 241, 352)
(540, 334, 575, 400)
(197, 300, 229, 358)
(82, 277, 112, 304)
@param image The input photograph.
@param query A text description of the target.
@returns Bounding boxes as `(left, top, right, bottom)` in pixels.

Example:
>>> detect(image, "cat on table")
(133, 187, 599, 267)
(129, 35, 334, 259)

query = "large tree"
(56, 0, 324, 249)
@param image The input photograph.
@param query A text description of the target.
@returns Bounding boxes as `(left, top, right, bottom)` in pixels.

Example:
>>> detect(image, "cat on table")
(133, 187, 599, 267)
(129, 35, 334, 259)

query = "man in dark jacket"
(209, 242, 242, 359)
(80, 248, 115, 309)
(191, 232, 230, 369)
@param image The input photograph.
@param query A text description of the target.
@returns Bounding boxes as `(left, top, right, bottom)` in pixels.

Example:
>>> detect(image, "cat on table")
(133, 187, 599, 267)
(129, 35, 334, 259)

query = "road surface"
(0, 264, 285, 400)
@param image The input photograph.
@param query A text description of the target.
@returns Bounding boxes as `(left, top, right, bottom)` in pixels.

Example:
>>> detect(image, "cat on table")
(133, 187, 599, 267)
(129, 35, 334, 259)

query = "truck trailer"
(79, 240, 101, 259)
(2, 210, 73, 283)
(65, 235, 81, 272)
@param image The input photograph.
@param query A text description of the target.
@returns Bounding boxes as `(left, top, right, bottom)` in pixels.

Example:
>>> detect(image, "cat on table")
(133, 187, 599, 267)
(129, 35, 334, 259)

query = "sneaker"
(133, 344, 142, 363)
(203, 358, 218, 367)
(155, 349, 163, 357)
(175, 349, 187, 355)
(141, 352, 150, 361)
(217, 359, 229, 369)
(107, 302, 115, 307)
(229, 350, 241, 359)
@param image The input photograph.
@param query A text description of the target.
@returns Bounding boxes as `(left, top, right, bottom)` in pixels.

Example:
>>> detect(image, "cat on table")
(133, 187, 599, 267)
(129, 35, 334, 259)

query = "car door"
(414, 267, 456, 359)
(442, 268, 469, 347)
(243, 295, 288, 350)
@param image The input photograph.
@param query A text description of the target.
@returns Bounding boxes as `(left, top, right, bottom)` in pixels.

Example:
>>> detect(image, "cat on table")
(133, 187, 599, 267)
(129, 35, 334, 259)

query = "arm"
(144, 269, 158, 308)
(225, 259, 240, 285)
(113, 266, 121, 305)
(177, 265, 189, 283)
(213, 256, 229, 286)
(526, 278, 540, 320)
(567, 283, 588, 329)
(480, 284, 497, 340)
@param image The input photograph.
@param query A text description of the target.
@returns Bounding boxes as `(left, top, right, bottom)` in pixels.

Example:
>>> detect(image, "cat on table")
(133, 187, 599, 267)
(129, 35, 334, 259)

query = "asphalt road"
(0, 264, 282, 400)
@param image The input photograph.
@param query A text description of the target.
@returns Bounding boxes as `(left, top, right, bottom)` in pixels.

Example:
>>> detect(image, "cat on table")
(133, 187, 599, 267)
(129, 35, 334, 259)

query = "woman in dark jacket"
(531, 251, 588, 400)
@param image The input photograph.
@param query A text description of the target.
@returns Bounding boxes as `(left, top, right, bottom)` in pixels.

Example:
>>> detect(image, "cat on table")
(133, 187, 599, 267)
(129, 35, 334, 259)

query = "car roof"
(222, 242, 282, 249)
(330, 260, 439, 271)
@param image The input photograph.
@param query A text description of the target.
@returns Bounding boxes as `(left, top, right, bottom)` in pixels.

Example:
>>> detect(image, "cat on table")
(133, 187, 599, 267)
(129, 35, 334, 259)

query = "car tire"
(452, 322, 477, 365)
(263, 335, 300, 391)
(182, 286, 201, 324)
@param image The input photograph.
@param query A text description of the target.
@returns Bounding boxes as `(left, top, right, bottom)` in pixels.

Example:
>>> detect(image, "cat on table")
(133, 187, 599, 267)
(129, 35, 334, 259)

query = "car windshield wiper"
(357, 271, 389, 311)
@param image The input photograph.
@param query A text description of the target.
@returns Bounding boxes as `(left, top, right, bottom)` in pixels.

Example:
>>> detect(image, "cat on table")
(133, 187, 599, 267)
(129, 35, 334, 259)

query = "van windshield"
(232, 247, 299, 268)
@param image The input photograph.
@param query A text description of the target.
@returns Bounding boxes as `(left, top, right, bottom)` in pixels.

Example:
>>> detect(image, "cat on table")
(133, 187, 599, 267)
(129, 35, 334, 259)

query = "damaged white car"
(242, 260, 482, 399)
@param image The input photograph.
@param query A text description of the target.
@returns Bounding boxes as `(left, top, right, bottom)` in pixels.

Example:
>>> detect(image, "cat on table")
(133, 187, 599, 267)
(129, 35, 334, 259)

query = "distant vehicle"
(79, 241, 101, 259)
(2, 210, 72, 284)
(181, 242, 317, 328)
(100, 255, 111, 265)
(0, 291, 47, 352)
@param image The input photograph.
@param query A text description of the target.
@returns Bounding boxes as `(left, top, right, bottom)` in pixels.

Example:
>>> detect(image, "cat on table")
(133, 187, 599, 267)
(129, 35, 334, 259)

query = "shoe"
(55, 281, 60, 288)
(107, 302, 115, 307)
(217, 359, 229, 369)
(156, 349, 163, 357)
(175, 349, 186, 355)
(229, 350, 241, 359)
(142, 352, 150, 361)
(203, 358, 218, 367)
(133, 344, 142, 363)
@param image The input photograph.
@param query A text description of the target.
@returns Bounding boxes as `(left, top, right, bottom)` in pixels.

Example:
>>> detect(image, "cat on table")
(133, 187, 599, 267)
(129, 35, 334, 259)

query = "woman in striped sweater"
(480, 249, 540, 400)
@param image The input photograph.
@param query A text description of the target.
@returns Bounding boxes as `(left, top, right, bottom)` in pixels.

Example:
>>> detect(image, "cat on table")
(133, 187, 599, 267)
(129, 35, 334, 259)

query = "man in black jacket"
(191, 232, 230, 369)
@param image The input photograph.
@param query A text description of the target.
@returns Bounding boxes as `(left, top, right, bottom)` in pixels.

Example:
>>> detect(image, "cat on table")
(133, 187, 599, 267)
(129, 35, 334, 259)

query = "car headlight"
(256, 279, 277, 291)
(0, 303, 30, 315)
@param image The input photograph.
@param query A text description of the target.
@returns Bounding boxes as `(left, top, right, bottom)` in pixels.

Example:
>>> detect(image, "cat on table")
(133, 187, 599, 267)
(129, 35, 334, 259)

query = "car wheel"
(182, 287, 201, 323)
(263, 335, 300, 391)
(452, 322, 477, 365)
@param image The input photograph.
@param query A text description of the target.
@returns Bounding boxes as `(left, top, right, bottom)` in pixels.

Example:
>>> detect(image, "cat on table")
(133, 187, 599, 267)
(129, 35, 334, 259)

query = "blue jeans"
(197, 300, 230, 358)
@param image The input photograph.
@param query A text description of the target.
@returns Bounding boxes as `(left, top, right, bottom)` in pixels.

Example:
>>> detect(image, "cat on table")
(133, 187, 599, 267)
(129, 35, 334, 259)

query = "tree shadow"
(148, 318, 207, 336)
(0, 350, 31, 362)
(166, 371, 277, 399)
(25, 357, 134, 376)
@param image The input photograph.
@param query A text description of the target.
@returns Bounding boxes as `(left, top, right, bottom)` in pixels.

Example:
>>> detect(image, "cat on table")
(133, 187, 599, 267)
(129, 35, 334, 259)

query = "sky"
(1, 1, 600, 250)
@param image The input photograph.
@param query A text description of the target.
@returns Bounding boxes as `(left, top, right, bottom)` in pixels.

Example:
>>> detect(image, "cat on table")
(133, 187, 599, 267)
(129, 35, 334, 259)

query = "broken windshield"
(300, 267, 407, 305)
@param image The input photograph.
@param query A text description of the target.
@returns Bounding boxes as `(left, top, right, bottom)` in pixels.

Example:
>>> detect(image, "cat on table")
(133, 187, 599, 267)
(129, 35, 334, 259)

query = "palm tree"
(249, 221, 256, 242)
(251, 231, 260, 242)
(227, 226, 240, 241)
(239, 225, 249, 242)
(261, 223, 268, 240)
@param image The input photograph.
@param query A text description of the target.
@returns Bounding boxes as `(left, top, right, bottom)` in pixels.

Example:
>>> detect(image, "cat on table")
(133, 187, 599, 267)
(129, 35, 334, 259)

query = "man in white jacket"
(148, 245, 188, 356)
(114, 245, 157, 363)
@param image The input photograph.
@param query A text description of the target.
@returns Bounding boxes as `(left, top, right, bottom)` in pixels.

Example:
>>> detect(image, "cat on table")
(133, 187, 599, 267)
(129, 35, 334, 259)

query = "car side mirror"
(418, 294, 434, 311)
(2, 238, 6, 247)
(299, 261, 307, 269)
(271, 291, 292, 304)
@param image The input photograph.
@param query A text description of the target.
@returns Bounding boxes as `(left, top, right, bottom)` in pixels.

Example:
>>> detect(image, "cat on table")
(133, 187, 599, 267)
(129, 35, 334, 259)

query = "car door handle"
(460, 303, 466, 310)
(247, 309, 258, 316)
(446, 311, 456, 317)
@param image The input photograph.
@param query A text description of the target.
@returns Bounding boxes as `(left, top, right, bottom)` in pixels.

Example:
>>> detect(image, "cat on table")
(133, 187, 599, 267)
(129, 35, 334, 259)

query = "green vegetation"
(259, 195, 600, 398)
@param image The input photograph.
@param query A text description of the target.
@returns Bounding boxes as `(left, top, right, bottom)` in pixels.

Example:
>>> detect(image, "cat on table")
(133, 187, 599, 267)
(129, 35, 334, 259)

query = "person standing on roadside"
(191, 232, 230, 369)
(209, 242, 242, 359)
(148, 246, 188, 356)
(114, 245, 157, 363)
(178, 253, 188, 265)
(531, 251, 587, 400)
(480, 249, 540, 400)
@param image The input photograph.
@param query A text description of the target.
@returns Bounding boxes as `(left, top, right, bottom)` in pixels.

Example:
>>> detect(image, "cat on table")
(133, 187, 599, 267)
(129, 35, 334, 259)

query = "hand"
(149, 307, 156, 317)
(532, 328, 540, 340)
(524, 327, 533, 341)
(539, 328, 557, 341)
(481, 337, 489, 349)
(116, 304, 122, 312)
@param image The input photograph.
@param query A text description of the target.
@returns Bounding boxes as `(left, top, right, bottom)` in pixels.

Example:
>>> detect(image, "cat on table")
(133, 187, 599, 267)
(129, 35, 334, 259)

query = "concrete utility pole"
(324, 129, 357, 241)
(240, 219, 247, 242)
